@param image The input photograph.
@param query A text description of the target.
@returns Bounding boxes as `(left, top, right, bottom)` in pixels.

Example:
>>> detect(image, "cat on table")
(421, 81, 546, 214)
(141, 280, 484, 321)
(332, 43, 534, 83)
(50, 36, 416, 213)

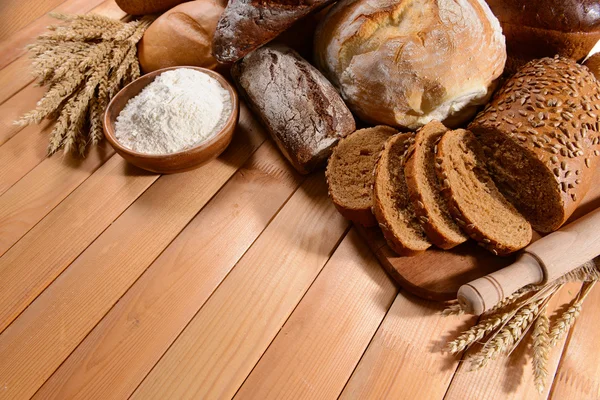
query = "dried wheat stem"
(549, 282, 596, 346)
(532, 304, 550, 394)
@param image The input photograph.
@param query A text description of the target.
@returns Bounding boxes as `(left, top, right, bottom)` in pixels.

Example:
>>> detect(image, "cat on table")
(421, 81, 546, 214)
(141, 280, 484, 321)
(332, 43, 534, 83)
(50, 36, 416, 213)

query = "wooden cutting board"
(358, 172, 600, 302)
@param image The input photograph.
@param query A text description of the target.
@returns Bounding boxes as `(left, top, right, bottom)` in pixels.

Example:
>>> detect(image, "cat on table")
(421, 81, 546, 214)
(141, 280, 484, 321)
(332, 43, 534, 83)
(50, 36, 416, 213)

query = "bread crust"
(469, 56, 600, 232)
(404, 121, 468, 250)
(584, 53, 600, 80)
(313, 0, 506, 130)
(231, 44, 355, 174)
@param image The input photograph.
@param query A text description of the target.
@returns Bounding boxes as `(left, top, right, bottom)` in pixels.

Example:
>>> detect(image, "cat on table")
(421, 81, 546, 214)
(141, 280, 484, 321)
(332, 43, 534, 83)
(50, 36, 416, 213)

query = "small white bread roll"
(314, 0, 507, 130)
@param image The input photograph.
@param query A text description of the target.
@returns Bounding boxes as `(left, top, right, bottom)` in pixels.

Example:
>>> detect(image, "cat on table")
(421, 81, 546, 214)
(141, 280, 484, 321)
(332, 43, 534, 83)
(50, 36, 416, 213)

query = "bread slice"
(405, 121, 469, 249)
(373, 133, 431, 256)
(435, 129, 532, 255)
(326, 126, 397, 227)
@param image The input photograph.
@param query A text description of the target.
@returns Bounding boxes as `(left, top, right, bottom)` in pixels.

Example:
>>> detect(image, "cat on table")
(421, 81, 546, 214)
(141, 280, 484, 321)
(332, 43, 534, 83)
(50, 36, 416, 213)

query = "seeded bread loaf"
(436, 129, 532, 255)
(212, 0, 336, 63)
(373, 134, 431, 256)
(405, 121, 469, 250)
(469, 56, 600, 233)
(231, 44, 356, 174)
(326, 126, 397, 227)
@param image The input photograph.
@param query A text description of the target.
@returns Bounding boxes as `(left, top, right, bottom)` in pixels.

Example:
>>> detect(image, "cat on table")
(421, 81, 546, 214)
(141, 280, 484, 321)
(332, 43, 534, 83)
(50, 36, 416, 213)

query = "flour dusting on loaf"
(314, 0, 506, 130)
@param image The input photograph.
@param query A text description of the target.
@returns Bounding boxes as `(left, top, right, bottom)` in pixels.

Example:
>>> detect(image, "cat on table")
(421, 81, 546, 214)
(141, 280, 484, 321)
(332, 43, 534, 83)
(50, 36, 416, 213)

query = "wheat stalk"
(18, 13, 154, 155)
(532, 304, 550, 394)
(549, 281, 596, 346)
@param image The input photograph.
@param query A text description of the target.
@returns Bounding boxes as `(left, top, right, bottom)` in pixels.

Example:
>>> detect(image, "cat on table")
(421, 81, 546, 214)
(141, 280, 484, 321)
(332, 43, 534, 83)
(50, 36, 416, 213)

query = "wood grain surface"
(0, 2, 598, 399)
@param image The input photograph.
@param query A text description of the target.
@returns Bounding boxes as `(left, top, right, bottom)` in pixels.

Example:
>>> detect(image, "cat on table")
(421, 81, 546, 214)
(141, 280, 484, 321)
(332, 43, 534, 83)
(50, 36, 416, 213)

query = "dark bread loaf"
(116, 0, 189, 15)
(373, 134, 431, 256)
(405, 121, 469, 250)
(485, 0, 600, 73)
(584, 53, 600, 80)
(469, 56, 600, 233)
(231, 44, 356, 174)
(212, 0, 336, 63)
(435, 129, 532, 256)
(326, 126, 397, 227)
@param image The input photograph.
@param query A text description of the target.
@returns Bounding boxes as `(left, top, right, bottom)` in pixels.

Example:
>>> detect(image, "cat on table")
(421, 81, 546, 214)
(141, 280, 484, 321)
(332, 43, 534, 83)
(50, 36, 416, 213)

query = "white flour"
(115, 68, 232, 154)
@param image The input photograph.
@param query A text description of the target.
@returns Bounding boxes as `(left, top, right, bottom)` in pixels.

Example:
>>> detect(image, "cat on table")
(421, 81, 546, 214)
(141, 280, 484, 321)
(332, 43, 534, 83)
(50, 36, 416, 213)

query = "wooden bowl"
(104, 66, 239, 174)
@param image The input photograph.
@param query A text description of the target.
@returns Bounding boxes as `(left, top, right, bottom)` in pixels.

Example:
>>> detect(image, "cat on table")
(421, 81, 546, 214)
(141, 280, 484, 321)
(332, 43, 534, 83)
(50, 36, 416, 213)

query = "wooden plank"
(0, 122, 53, 196)
(0, 0, 81, 41)
(234, 228, 397, 400)
(0, 83, 46, 145)
(0, 113, 265, 400)
(549, 286, 600, 399)
(0, 154, 156, 333)
(0, 0, 106, 70)
(0, 144, 114, 258)
(0, 0, 126, 105)
(444, 283, 581, 400)
(33, 142, 303, 400)
(339, 293, 475, 400)
(131, 174, 349, 400)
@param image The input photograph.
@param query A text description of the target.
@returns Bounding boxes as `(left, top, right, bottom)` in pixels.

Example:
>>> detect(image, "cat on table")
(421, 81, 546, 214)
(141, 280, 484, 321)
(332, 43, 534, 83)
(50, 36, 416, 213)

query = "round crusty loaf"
(116, 0, 189, 15)
(405, 121, 468, 250)
(138, 0, 226, 73)
(435, 129, 532, 256)
(326, 126, 397, 227)
(486, 0, 600, 74)
(313, 0, 506, 130)
(584, 53, 600, 80)
(373, 133, 431, 256)
(469, 56, 600, 233)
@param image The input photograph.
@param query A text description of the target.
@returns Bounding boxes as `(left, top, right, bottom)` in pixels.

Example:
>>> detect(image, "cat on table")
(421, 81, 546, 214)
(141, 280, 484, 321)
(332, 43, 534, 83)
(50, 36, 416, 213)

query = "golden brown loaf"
(469, 56, 600, 233)
(137, 0, 226, 73)
(314, 0, 506, 130)
(115, 0, 189, 15)
(485, 0, 600, 73)
(326, 126, 397, 227)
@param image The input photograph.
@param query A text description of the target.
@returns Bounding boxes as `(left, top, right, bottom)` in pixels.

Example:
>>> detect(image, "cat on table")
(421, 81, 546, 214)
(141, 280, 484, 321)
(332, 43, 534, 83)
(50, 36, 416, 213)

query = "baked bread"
(231, 44, 356, 174)
(485, 0, 600, 74)
(469, 56, 600, 233)
(373, 133, 431, 256)
(313, 0, 506, 130)
(116, 0, 189, 15)
(137, 0, 226, 73)
(584, 53, 600, 80)
(436, 129, 532, 255)
(212, 0, 336, 63)
(326, 126, 397, 227)
(405, 121, 468, 250)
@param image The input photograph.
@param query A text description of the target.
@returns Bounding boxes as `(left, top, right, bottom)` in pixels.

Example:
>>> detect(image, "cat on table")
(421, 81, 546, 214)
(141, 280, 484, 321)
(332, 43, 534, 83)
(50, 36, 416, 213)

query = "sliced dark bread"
(405, 121, 469, 250)
(435, 129, 532, 255)
(373, 133, 431, 256)
(326, 126, 397, 227)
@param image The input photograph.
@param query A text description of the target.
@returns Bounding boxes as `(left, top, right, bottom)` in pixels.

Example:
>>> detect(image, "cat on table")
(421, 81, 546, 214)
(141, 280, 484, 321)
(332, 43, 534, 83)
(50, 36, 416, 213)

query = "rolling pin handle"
(457, 253, 544, 316)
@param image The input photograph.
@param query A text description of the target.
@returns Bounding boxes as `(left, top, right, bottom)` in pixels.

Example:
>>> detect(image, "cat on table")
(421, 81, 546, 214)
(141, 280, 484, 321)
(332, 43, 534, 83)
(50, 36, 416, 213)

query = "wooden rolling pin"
(458, 208, 600, 315)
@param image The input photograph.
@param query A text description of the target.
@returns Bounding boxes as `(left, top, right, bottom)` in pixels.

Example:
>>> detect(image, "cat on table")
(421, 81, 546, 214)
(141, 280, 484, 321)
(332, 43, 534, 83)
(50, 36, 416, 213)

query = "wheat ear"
(549, 282, 596, 346)
(532, 304, 550, 394)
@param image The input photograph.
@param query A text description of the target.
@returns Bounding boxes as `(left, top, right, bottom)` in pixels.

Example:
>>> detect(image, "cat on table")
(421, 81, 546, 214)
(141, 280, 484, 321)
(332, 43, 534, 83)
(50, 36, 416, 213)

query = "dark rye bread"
(231, 44, 356, 174)
(326, 126, 397, 227)
(405, 121, 469, 250)
(212, 0, 336, 63)
(469, 56, 600, 233)
(373, 133, 431, 256)
(436, 129, 532, 256)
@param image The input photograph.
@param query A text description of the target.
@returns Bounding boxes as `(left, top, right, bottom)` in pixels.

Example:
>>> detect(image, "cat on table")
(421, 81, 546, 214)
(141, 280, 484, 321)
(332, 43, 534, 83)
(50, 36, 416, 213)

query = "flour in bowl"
(115, 68, 232, 154)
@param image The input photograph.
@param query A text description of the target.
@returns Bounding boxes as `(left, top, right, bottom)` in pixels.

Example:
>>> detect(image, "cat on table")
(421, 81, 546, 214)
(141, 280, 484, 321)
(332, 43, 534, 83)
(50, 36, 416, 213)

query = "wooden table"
(0, 1, 598, 399)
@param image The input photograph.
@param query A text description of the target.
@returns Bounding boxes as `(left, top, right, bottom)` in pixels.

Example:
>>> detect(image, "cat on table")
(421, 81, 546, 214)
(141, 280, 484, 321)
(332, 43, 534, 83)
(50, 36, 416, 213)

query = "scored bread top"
(469, 56, 600, 232)
(405, 121, 468, 250)
(435, 129, 532, 256)
(326, 126, 397, 227)
(373, 133, 431, 256)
